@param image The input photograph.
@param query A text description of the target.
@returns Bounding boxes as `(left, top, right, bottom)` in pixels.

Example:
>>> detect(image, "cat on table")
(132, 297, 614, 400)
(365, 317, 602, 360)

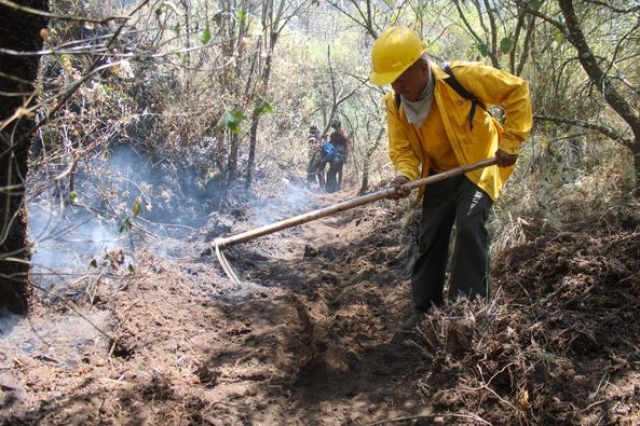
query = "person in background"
(306, 133, 325, 190)
(320, 135, 345, 193)
(369, 26, 532, 331)
(328, 120, 350, 190)
(309, 124, 321, 141)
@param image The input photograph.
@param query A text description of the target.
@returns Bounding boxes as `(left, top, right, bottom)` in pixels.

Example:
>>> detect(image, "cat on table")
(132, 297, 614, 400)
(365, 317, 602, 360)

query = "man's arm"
(384, 93, 424, 199)
(385, 94, 422, 182)
(453, 63, 533, 157)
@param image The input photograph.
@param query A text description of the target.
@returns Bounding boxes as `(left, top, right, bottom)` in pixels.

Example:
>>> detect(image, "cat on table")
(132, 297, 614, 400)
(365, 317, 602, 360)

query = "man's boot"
(401, 310, 424, 331)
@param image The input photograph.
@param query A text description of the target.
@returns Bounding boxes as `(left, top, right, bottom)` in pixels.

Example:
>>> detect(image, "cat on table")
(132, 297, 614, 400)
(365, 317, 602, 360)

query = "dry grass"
(490, 137, 640, 256)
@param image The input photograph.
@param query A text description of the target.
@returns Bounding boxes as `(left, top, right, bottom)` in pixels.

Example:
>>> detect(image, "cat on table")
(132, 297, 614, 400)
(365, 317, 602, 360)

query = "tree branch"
(0, 0, 128, 24)
(557, 0, 640, 138)
(452, 0, 483, 44)
(583, 1, 640, 14)
(534, 114, 633, 147)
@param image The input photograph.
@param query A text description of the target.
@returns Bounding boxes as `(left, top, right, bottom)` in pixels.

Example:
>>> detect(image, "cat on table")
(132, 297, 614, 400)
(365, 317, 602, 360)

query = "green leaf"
(254, 99, 274, 117)
(201, 27, 211, 45)
(465, 47, 476, 61)
(236, 10, 245, 21)
(217, 110, 247, 134)
(178, 53, 188, 65)
(477, 43, 490, 57)
(132, 196, 142, 218)
(529, 0, 542, 11)
(555, 29, 564, 45)
(500, 37, 512, 54)
(119, 216, 132, 233)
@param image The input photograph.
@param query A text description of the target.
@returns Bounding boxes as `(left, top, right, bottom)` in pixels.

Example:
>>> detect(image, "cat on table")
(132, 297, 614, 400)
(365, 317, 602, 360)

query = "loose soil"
(2, 182, 640, 425)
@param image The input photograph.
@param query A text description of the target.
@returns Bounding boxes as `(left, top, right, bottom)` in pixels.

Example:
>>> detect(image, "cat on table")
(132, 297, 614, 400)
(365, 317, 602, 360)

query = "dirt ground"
(2, 181, 640, 425)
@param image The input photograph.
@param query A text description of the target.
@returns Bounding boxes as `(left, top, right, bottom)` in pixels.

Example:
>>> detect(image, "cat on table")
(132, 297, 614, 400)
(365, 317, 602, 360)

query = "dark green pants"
(410, 173, 493, 313)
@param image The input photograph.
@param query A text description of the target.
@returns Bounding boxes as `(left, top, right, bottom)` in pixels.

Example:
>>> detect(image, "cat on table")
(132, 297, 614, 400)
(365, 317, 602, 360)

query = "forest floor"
(2, 180, 640, 425)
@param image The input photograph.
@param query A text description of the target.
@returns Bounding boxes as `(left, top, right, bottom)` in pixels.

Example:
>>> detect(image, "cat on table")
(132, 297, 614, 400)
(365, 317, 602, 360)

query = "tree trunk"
(359, 126, 385, 194)
(246, 0, 283, 189)
(0, 0, 49, 314)
(246, 43, 274, 190)
(558, 0, 640, 188)
(246, 113, 260, 189)
(634, 136, 640, 188)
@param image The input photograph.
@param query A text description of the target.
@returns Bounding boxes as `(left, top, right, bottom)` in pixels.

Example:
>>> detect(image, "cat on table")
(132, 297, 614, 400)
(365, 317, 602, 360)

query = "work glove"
(388, 175, 411, 199)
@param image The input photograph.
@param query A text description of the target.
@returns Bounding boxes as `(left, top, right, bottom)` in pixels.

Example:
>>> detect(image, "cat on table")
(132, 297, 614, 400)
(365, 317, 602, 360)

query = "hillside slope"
(2, 184, 640, 425)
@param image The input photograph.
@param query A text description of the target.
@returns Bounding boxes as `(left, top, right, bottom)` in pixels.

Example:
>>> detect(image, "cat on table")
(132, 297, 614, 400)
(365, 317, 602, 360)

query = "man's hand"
(495, 149, 519, 167)
(388, 175, 411, 199)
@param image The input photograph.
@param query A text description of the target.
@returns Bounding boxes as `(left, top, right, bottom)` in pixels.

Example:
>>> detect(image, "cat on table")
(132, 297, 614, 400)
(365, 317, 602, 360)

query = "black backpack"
(394, 62, 487, 130)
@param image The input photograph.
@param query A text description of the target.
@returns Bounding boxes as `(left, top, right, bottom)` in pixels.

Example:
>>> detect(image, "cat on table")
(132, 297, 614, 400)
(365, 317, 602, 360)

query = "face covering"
(400, 61, 435, 128)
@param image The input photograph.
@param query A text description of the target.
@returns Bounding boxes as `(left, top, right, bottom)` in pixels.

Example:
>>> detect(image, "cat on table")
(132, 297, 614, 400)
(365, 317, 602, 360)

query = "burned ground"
(1, 185, 640, 425)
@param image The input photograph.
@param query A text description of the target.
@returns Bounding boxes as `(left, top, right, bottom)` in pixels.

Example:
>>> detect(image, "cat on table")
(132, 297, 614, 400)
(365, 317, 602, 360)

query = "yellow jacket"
(385, 61, 533, 201)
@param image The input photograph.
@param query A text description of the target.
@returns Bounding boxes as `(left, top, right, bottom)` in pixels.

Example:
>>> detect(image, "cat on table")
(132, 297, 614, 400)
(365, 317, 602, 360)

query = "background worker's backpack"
(395, 62, 488, 130)
(321, 141, 344, 165)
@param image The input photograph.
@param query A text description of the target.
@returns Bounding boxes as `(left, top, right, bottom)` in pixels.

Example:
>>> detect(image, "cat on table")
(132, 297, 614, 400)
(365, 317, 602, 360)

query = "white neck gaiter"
(400, 64, 435, 128)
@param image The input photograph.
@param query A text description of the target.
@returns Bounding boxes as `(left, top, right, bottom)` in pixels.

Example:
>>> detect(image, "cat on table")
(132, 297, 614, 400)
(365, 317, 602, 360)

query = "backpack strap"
(392, 62, 487, 130)
(440, 62, 487, 130)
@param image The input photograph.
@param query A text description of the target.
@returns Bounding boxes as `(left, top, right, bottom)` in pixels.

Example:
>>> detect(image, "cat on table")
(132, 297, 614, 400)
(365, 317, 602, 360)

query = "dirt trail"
(2, 184, 640, 425)
(199, 189, 427, 424)
(1, 186, 430, 425)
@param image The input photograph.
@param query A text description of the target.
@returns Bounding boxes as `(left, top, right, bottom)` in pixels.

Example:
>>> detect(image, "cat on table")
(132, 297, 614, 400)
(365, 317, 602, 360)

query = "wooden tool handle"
(211, 157, 497, 249)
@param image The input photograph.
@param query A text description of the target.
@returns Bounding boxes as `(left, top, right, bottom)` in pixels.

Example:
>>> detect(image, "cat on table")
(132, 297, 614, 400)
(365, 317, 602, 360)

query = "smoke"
(29, 203, 130, 273)
(28, 144, 163, 282)
(0, 307, 110, 363)
(27, 143, 321, 287)
(253, 180, 319, 227)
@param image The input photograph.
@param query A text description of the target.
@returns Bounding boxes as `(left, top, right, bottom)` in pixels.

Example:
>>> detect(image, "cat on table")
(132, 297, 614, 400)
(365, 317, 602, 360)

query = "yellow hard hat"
(369, 26, 426, 86)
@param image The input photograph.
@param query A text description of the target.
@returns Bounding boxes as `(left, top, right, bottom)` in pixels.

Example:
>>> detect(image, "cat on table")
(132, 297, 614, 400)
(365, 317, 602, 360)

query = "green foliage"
(200, 27, 211, 44)
(119, 216, 133, 233)
(554, 28, 564, 45)
(254, 98, 274, 117)
(217, 110, 247, 134)
(477, 42, 490, 57)
(500, 37, 512, 54)
(132, 196, 142, 218)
